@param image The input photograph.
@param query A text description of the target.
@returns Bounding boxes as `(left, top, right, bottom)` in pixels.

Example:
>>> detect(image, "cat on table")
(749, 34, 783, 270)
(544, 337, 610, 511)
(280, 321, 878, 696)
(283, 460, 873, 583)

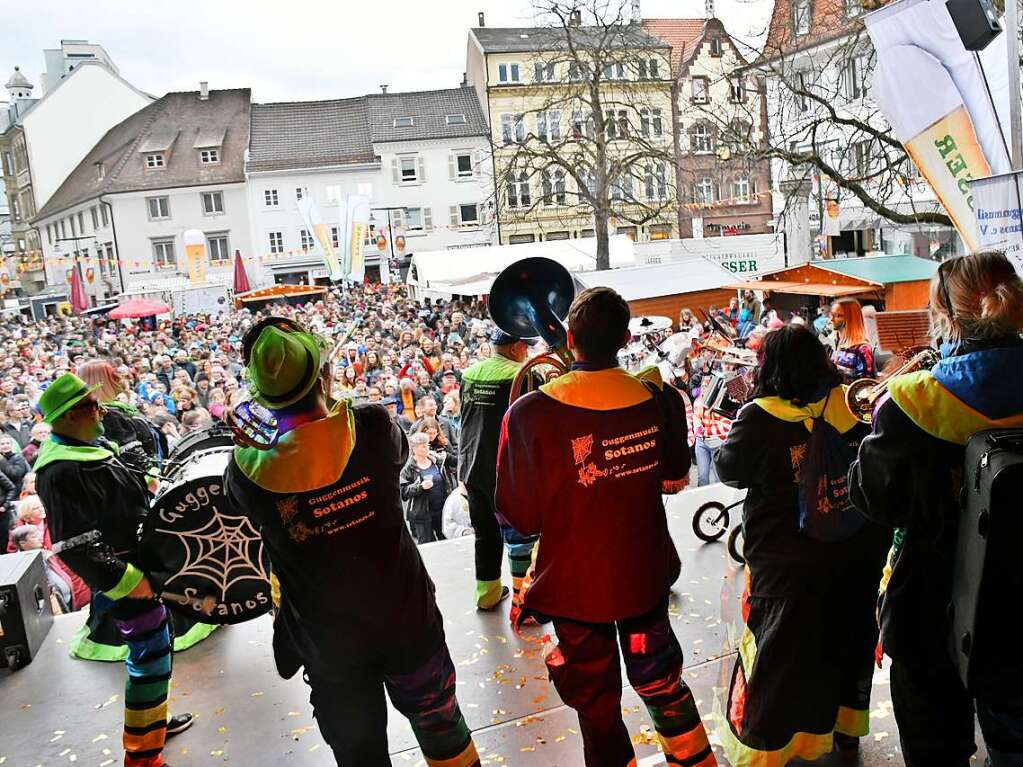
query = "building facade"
(644, 17, 773, 239)
(466, 17, 679, 245)
(246, 86, 493, 286)
(0, 58, 151, 296)
(33, 87, 253, 304)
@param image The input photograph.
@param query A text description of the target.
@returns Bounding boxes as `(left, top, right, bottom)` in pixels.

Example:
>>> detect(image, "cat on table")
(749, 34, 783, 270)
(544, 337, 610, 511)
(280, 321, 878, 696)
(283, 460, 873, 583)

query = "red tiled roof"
(762, 0, 889, 60)
(642, 19, 707, 76)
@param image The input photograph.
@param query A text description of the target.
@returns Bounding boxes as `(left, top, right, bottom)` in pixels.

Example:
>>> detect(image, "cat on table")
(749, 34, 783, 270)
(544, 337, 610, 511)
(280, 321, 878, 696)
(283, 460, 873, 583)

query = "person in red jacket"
(495, 287, 715, 767)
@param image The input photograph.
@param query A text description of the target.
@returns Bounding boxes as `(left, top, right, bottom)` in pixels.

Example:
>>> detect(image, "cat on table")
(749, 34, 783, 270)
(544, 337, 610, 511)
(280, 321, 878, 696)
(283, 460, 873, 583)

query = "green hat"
(39, 373, 101, 424)
(247, 326, 322, 410)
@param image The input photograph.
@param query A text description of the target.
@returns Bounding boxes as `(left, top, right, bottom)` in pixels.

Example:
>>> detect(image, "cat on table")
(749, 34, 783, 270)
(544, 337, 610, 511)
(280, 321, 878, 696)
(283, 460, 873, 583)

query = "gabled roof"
(248, 97, 373, 173)
(815, 255, 939, 284)
(34, 88, 250, 221)
(367, 87, 488, 143)
(470, 25, 670, 54)
(641, 19, 706, 76)
(761, 0, 886, 61)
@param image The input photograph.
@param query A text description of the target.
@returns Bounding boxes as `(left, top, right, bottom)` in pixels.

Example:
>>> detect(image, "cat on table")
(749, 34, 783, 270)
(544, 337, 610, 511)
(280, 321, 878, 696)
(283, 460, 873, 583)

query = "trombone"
(845, 346, 940, 424)
(488, 257, 577, 404)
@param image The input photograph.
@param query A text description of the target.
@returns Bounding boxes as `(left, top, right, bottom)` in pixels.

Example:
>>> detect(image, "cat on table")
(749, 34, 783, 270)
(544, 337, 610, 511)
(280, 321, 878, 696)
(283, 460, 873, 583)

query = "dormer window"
(146, 153, 165, 168)
(393, 116, 414, 128)
(200, 148, 219, 164)
(710, 37, 724, 56)
(446, 114, 467, 125)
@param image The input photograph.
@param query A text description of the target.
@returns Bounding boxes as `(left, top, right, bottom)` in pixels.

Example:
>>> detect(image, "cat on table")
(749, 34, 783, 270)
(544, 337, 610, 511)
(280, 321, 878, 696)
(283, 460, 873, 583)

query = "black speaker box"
(0, 551, 53, 670)
(947, 0, 1004, 52)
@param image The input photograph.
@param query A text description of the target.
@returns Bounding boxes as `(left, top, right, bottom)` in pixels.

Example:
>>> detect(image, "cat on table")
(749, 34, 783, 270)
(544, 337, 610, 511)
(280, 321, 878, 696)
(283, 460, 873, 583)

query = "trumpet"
(488, 257, 577, 404)
(845, 346, 940, 424)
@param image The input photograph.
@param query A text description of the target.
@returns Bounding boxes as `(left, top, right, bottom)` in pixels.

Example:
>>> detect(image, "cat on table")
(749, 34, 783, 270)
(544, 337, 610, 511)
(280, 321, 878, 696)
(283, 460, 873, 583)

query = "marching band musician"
(222, 325, 479, 767)
(35, 373, 194, 767)
(458, 328, 538, 614)
(495, 287, 715, 767)
(830, 298, 876, 383)
(849, 251, 1023, 765)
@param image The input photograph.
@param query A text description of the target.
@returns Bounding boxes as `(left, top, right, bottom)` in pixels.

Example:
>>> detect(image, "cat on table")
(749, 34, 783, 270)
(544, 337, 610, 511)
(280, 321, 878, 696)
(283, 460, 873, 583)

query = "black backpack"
(949, 428, 1023, 694)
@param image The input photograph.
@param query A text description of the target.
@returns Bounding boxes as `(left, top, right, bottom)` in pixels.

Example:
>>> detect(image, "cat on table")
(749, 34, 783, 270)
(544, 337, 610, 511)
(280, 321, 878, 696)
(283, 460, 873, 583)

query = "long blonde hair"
(832, 298, 870, 348)
(931, 250, 1023, 344)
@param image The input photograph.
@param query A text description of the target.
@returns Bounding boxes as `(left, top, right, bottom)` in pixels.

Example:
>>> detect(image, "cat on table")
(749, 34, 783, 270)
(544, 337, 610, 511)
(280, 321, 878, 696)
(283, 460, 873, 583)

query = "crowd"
(0, 281, 501, 592)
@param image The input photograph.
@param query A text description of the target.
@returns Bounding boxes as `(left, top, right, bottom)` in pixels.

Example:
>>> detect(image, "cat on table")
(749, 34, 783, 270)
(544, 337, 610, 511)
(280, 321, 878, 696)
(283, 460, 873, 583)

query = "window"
(405, 207, 424, 230)
(726, 119, 752, 151)
(640, 108, 663, 138)
(400, 156, 418, 182)
(199, 148, 219, 164)
(77, 212, 84, 232)
(2, 152, 11, 176)
(90, 206, 99, 229)
(295, 187, 306, 200)
(330, 226, 340, 249)
(733, 176, 757, 203)
(568, 62, 587, 81)
(207, 233, 229, 262)
(326, 184, 342, 203)
(538, 111, 561, 142)
(795, 71, 810, 112)
(498, 63, 521, 83)
(152, 238, 176, 269)
(264, 188, 279, 207)
(710, 37, 724, 56)
(793, 0, 811, 36)
(268, 231, 284, 254)
(844, 0, 864, 18)
(842, 55, 867, 100)
(644, 163, 667, 200)
(507, 171, 531, 209)
(695, 177, 715, 204)
(501, 114, 525, 144)
(570, 110, 592, 139)
(534, 62, 555, 82)
(59, 219, 66, 238)
(458, 204, 479, 225)
(202, 191, 224, 215)
(446, 113, 466, 125)
(455, 153, 473, 178)
(509, 234, 536, 244)
(691, 124, 713, 153)
(611, 172, 633, 202)
(69, 214, 75, 236)
(393, 116, 414, 128)
(300, 228, 314, 251)
(147, 196, 170, 220)
(730, 77, 746, 102)
(145, 153, 165, 168)
(46, 224, 53, 245)
(852, 140, 872, 177)
(101, 204, 109, 227)
(692, 77, 710, 104)
(638, 58, 661, 79)
(602, 61, 626, 80)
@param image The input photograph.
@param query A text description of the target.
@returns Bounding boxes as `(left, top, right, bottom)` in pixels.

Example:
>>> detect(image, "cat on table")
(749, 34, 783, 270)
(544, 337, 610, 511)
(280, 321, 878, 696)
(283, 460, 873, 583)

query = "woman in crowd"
(400, 432, 450, 544)
(6, 493, 52, 553)
(849, 251, 1023, 766)
(78, 360, 160, 458)
(414, 416, 457, 489)
(715, 324, 888, 765)
(830, 298, 875, 383)
(678, 307, 697, 333)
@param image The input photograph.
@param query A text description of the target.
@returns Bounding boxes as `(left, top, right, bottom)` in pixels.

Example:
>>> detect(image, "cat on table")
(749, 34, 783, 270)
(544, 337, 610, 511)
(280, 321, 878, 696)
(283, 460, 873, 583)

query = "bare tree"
(490, 0, 678, 269)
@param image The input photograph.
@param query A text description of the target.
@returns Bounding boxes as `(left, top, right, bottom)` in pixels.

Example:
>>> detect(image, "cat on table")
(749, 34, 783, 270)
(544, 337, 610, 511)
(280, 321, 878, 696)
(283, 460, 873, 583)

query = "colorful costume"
(224, 400, 478, 767)
(36, 437, 175, 767)
(458, 353, 537, 610)
(496, 364, 714, 767)
(850, 339, 1023, 766)
(715, 388, 888, 765)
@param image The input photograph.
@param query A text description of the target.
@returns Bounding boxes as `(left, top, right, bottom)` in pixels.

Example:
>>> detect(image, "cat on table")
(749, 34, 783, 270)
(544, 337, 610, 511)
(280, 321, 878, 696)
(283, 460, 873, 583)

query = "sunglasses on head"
(937, 257, 961, 324)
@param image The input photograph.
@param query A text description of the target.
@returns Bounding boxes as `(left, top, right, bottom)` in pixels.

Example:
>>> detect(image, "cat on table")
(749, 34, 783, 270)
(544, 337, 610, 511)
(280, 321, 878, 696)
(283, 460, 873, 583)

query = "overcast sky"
(2, 0, 774, 103)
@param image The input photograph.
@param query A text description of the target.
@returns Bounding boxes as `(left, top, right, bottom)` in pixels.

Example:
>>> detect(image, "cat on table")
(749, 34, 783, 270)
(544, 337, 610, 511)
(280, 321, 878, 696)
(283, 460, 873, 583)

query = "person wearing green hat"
(224, 325, 479, 767)
(34, 373, 194, 767)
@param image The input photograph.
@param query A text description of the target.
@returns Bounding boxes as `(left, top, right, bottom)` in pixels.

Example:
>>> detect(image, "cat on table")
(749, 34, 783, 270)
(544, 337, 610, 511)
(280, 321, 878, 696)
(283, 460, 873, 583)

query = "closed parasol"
(109, 297, 172, 319)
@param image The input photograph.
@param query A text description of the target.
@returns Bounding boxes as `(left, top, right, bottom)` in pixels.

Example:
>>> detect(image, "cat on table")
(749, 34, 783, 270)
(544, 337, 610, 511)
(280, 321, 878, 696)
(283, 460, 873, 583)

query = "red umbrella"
(109, 297, 172, 319)
(69, 262, 89, 315)
(233, 249, 251, 294)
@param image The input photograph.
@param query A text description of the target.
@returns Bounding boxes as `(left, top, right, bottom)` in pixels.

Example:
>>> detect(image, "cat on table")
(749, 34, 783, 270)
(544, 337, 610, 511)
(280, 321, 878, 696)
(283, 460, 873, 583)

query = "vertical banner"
(823, 199, 841, 237)
(970, 171, 1023, 274)
(183, 229, 208, 285)
(345, 194, 371, 284)
(864, 0, 1011, 253)
(298, 196, 343, 282)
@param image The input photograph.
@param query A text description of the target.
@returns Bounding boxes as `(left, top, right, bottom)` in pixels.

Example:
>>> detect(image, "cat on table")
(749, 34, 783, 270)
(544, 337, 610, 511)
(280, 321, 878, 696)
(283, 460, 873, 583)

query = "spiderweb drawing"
(155, 510, 269, 602)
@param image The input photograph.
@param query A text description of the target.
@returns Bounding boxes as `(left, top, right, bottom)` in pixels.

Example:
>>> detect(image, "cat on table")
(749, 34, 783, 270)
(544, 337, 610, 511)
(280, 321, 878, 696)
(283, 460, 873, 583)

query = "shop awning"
(724, 279, 880, 298)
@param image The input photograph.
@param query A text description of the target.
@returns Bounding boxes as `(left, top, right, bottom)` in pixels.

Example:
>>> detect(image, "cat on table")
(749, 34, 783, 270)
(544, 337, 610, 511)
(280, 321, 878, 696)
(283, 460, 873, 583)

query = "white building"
(246, 86, 494, 286)
(40, 40, 120, 96)
(32, 87, 253, 304)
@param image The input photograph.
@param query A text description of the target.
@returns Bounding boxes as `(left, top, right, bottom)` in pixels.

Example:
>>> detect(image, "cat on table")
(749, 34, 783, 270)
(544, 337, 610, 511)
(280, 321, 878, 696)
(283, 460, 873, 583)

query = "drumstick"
(161, 590, 218, 617)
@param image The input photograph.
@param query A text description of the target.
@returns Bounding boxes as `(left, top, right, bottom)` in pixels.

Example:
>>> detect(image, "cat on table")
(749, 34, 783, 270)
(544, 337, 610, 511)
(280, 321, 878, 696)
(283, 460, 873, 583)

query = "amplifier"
(0, 550, 53, 670)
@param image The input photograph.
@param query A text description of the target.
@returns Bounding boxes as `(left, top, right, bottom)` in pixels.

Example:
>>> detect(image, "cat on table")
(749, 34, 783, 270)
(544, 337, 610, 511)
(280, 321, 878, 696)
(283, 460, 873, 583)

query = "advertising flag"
(970, 171, 1023, 274)
(183, 229, 208, 285)
(344, 194, 371, 284)
(297, 196, 343, 282)
(864, 0, 1011, 252)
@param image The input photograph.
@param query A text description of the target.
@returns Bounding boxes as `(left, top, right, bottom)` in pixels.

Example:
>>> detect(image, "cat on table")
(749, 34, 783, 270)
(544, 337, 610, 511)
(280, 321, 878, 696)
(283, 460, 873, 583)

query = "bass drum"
(139, 448, 271, 625)
(166, 422, 234, 465)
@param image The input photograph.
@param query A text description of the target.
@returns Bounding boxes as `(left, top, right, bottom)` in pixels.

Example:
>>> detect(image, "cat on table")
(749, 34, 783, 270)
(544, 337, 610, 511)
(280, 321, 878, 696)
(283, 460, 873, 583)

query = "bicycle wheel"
(692, 501, 729, 542)
(727, 525, 745, 565)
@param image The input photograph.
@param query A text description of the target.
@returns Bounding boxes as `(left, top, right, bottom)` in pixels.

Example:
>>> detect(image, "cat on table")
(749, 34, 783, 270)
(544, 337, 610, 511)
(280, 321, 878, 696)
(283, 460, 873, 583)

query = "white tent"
(408, 235, 637, 297)
(575, 258, 737, 300)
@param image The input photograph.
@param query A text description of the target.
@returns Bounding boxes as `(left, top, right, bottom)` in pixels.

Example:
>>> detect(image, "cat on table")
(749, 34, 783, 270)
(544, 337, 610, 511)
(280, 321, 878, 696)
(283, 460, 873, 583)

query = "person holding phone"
(400, 432, 450, 543)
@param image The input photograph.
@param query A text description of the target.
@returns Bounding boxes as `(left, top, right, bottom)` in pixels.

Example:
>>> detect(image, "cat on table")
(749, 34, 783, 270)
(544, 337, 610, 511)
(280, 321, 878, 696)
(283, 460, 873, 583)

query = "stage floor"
(0, 485, 986, 766)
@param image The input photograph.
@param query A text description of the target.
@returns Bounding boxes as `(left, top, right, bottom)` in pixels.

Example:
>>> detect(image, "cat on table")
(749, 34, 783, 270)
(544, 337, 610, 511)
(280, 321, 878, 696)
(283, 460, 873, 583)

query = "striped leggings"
(114, 602, 172, 767)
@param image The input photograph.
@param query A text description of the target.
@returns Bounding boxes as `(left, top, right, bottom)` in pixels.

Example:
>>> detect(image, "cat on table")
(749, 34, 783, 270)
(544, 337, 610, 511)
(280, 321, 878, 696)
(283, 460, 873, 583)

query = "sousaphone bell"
(489, 257, 578, 403)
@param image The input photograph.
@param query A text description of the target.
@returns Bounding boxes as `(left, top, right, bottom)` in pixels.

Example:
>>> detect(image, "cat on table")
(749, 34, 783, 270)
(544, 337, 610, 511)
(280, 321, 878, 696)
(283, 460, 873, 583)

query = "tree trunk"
(594, 212, 610, 270)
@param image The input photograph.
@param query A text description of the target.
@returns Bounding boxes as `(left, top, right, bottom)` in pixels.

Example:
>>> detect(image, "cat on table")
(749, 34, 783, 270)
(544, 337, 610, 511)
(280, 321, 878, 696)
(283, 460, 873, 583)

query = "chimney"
(632, 0, 641, 22)
(461, 71, 468, 87)
(380, 84, 389, 94)
(199, 81, 209, 100)
(570, 10, 582, 26)
(705, 0, 715, 18)
(478, 11, 485, 27)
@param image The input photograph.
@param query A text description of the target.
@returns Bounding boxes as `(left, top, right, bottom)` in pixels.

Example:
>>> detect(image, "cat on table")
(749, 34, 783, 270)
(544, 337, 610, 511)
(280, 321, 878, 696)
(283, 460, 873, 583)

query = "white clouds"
(0, 0, 773, 102)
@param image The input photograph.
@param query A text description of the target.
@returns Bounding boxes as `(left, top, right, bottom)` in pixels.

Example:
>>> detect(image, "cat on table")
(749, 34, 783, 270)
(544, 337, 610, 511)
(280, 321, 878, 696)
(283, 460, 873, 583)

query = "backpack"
(948, 428, 1023, 693)
(797, 393, 864, 542)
